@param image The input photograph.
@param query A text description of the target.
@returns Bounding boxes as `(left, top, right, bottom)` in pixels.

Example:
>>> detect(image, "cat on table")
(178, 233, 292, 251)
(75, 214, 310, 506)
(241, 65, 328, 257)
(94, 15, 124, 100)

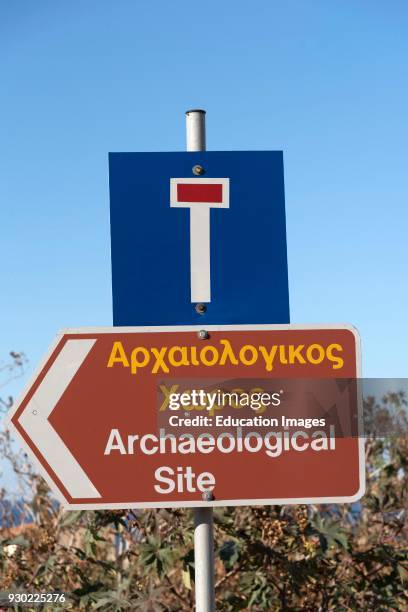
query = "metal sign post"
(186, 109, 216, 612)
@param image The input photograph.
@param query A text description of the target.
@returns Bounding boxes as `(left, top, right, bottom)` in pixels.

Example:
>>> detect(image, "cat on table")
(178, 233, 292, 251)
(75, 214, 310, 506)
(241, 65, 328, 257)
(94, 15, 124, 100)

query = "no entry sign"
(8, 324, 365, 509)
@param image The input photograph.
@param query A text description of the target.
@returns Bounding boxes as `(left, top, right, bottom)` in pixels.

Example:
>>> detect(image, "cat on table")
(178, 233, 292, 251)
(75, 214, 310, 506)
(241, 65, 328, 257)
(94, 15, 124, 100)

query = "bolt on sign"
(7, 325, 365, 509)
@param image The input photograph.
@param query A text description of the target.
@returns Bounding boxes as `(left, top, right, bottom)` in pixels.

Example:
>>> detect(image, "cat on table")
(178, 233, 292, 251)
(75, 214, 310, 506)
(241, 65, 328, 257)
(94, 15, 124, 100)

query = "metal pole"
(186, 108, 215, 612)
(194, 507, 215, 612)
(186, 108, 206, 152)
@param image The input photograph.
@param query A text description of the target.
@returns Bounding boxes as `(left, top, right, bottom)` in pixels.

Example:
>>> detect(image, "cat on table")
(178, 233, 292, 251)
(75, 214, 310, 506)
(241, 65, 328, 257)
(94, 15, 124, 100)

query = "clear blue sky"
(1, 0, 407, 401)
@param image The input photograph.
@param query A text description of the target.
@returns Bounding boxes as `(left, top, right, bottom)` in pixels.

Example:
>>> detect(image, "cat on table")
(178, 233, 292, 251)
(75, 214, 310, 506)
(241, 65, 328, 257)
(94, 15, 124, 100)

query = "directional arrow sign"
(7, 325, 365, 509)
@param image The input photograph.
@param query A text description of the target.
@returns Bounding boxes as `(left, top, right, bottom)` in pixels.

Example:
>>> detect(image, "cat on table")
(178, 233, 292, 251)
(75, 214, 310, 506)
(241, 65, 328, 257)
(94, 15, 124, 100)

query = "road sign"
(109, 151, 290, 325)
(8, 324, 365, 509)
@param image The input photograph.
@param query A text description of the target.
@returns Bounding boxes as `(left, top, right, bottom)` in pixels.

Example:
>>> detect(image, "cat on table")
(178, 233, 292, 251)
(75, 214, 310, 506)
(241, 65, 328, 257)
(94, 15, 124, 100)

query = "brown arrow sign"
(7, 324, 365, 509)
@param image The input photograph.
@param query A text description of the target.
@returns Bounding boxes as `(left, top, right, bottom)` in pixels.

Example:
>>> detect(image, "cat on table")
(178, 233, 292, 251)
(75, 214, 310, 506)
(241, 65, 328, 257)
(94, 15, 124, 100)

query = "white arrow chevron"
(16, 339, 101, 499)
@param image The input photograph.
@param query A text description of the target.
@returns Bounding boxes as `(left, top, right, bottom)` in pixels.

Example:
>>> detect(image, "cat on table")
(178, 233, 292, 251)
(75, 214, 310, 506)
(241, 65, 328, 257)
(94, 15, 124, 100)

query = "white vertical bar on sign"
(186, 108, 215, 612)
(190, 206, 211, 303)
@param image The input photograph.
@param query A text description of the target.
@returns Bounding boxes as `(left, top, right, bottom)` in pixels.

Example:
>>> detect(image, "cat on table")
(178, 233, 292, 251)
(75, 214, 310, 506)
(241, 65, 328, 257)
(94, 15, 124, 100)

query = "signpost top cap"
(186, 109, 206, 115)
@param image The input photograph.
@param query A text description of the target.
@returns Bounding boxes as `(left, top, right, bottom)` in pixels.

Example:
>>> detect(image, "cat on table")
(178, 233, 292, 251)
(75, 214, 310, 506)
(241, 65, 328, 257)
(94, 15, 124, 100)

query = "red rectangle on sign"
(177, 183, 223, 203)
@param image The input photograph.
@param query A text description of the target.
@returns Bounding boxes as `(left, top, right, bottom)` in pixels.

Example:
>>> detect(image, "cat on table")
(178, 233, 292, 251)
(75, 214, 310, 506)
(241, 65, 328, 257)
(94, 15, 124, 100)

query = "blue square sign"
(109, 151, 289, 325)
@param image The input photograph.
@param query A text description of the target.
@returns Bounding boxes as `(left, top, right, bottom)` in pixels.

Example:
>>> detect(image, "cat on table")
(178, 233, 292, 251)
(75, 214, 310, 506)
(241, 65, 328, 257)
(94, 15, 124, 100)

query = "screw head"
(198, 330, 209, 340)
(192, 164, 205, 176)
(195, 303, 206, 314)
(202, 491, 214, 501)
